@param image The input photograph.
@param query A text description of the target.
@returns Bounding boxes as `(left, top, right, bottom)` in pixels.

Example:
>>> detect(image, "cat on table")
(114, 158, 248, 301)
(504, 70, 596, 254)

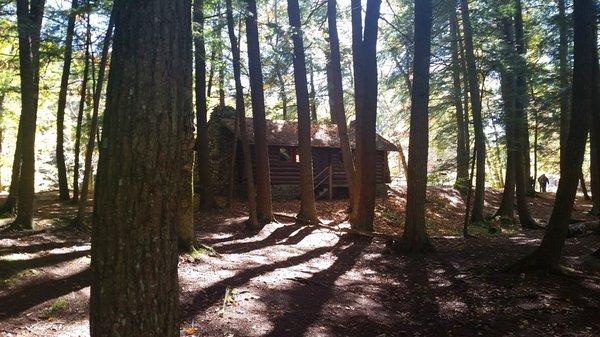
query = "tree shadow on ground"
(214, 224, 313, 254)
(0, 241, 88, 256)
(0, 229, 47, 239)
(0, 268, 90, 318)
(358, 248, 481, 336)
(200, 225, 255, 245)
(183, 236, 354, 321)
(281, 226, 316, 245)
(264, 236, 371, 337)
(0, 250, 90, 279)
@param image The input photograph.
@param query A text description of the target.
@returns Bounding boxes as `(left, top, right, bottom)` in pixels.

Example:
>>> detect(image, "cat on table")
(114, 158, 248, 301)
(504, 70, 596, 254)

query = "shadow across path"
(183, 236, 355, 321)
(214, 224, 312, 254)
(0, 250, 90, 279)
(265, 236, 371, 337)
(0, 241, 88, 257)
(0, 268, 90, 318)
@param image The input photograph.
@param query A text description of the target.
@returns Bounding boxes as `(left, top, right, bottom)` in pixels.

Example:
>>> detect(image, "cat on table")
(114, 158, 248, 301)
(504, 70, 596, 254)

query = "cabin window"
(279, 147, 297, 163)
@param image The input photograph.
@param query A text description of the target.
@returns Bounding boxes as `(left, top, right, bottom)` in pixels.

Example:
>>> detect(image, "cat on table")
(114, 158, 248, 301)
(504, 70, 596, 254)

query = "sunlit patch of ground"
(0, 189, 598, 336)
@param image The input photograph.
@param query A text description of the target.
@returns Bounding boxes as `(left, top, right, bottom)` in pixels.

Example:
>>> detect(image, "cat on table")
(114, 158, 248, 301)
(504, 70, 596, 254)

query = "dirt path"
(0, 189, 598, 336)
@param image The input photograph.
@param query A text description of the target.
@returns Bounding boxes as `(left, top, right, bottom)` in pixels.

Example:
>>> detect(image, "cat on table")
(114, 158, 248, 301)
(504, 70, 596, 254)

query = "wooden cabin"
(206, 112, 398, 200)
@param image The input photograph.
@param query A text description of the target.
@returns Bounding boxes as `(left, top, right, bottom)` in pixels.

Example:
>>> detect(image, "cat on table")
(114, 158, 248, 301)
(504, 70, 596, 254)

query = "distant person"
(538, 174, 549, 193)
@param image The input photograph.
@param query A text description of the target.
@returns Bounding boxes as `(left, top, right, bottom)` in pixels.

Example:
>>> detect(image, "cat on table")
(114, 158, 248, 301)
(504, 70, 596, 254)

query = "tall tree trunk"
(226, 0, 259, 227)
(227, 111, 239, 205)
(194, 0, 214, 209)
(218, 50, 225, 109)
(512, 0, 596, 271)
(55, 0, 78, 201)
(0, 93, 4, 189)
(591, 126, 599, 214)
(89, 0, 192, 335)
(450, 6, 469, 193)
(558, 0, 570, 164)
(273, 0, 288, 120)
(457, 23, 471, 154)
(490, 118, 505, 187)
(276, 68, 289, 119)
(326, 0, 356, 205)
(397, 141, 408, 179)
(533, 103, 538, 188)
(245, 0, 274, 224)
(495, 61, 516, 223)
(394, 0, 433, 253)
(325, 61, 336, 123)
(460, 0, 486, 223)
(74, 9, 114, 228)
(72, 18, 92, 203)
(511, 3, 540, 229)
(350, 0, 364, 189)
(206, 47, 217, 98)
(287, 0, 318, 224)
(580, 172, 591, 199)
(513, 0, 534, 197)
(309, 61, 318, 122)
(350, 0, 381, 232)
(0, 118, 23, 214)
(12, 0, 45, 229)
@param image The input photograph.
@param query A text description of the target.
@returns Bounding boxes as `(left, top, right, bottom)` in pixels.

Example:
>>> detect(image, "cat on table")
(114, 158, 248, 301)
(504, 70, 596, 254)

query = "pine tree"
(89, 0, 193, 335)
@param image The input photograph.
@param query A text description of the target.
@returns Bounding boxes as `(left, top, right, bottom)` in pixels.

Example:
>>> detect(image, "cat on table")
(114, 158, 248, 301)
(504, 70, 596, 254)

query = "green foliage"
(0, 0, 578, 191)
(44, 298, 69, 317)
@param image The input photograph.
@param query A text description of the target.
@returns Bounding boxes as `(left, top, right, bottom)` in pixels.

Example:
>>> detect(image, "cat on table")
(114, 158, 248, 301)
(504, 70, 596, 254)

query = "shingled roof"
(220, 118, 398, 152)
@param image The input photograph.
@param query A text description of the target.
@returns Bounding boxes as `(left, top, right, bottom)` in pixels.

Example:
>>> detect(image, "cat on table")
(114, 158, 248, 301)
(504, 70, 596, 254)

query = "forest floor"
(0, 188, 598, 337)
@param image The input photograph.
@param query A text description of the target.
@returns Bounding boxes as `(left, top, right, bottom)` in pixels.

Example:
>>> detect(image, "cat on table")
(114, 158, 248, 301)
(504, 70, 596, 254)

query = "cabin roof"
(220, 118, 399, 152)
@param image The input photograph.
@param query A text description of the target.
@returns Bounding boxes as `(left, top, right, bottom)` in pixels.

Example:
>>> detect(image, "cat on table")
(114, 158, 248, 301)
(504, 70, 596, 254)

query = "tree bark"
(72, 20, 92, 203)
(495, 60, 516, 222)
(591, 125, 599, 214)
(55, 0, 78, 201)
(273, 0, 289, 120)
(245, 0, 274, 224)
(74, 9, 114, 228)
(0, 93, 4, 189)
(395, 0, 433, 253)
(512, 0, 596, 271)
(457, 23, 471, 155)
(194, 0, 214, 209)
(89, 0, 192, 335)
(309, 61, 318, 122)
(226, 0, 259, 228)
(287, 0, 319, 224)
(460, 0, 486, 223)
(350, 0, 364, 187)
(218, 49, 225, 109)
(450, 6, 469, 193)
(217, 6, 226, 110)
(206, 47, 217, 98)
(558, 0, 570, 164)
(513, 0, 535, 197)
(580, 171, 591, 200)
(349, 0, 381, 232)
(326, 0, 356, 205)
(511, 3, 540, 229)
(0, 118, 23, 215)
(277, 68, 289, 119)
(12, 0, 45, 229)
